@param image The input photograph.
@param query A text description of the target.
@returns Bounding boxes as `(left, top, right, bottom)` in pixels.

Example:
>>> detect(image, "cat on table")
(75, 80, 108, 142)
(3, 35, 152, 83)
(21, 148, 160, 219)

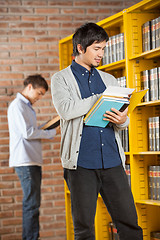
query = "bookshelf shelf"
(59, 0, 160, 239)
(136, 199, 160, 206)
(98, 59, 125, 71)
(133, 151, 160, 155)
(138, 99, 160, 107)
(130, 47, 160, 60)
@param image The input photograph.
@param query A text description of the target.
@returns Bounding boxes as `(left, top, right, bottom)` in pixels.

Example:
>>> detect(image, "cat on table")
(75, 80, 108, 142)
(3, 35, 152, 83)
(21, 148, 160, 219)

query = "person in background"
(8, 74, 59, 240)
(51, 23, 143, 240)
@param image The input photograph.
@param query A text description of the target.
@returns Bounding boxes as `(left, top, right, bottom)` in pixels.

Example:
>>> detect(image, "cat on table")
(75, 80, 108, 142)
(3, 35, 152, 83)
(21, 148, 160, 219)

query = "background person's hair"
(23, 74, 48, 91)
(73, 22, 109, 56)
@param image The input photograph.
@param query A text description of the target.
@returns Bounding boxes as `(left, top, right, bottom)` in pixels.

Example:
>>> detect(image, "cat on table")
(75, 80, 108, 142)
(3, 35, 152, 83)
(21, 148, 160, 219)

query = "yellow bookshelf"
(59, 0, 160, 239)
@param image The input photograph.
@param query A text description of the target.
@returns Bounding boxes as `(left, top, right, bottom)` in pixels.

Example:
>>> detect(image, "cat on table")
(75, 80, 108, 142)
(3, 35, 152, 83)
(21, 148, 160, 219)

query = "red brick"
(35, 8, 59, 14)
(24, 30, 47, 36)
(9, 22, 35, 28)
(87, 8, 111, 14)
(0, 73, 23, 79)
(0, 15, 20, 21)
(0, 7, 7, 12)
(22, 16, 46, 21)
(23, 58, 48, 64)
(49, 1, 72, 6)
(9, 37, 35, 43)
(9, 7, 33, 13)
(12, 65, 37, 72)
(0, 59, 23, 65)
(61, 8, 85, 14)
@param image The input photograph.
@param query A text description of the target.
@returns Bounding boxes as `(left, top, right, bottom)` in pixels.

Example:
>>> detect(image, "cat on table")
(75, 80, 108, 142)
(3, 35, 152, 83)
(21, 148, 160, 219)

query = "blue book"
(84, 96, 129, 128)
(83, 88, 148, 128)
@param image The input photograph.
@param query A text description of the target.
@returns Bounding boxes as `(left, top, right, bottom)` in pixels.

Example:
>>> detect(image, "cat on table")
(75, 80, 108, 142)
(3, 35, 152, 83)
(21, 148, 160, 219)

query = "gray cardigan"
(51, 66, 129, 169)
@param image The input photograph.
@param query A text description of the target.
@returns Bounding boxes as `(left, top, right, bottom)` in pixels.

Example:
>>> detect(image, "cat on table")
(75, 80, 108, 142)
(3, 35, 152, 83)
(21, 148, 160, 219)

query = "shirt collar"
(17, 92, 31, 106)
(71, 60, 95, 76)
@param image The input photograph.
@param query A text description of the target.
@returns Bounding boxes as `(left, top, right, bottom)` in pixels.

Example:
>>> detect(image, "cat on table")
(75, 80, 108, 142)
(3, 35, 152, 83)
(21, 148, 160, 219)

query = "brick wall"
(0, 0, 140, 239)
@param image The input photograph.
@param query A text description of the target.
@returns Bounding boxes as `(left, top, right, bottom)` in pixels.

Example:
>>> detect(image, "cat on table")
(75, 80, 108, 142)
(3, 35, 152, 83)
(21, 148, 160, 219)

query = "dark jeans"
(15, 166, 42, 240)
(64, 165, 143, 240)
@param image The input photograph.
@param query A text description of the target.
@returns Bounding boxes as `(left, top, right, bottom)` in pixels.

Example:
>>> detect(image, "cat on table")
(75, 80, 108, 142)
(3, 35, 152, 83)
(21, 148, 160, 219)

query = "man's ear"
(28, 83, 33, 91)
(77, 44, 84, 54)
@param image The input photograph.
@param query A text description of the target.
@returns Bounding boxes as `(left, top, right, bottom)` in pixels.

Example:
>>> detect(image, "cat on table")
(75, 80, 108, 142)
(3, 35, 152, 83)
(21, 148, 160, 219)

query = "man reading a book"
(51, 23, 143, 240)
(8, 74, 59, 240)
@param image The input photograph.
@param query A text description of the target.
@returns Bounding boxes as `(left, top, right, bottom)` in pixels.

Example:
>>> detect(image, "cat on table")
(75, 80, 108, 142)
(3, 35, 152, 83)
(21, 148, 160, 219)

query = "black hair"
(23, 74, 48, 91)
(73, 22, 109, 56)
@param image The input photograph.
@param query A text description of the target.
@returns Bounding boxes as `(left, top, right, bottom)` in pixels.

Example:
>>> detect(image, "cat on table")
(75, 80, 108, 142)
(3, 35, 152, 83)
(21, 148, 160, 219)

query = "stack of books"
(102, 33, 125, 65)
(141, 67, 160, 102)
(142, 17, 160, 52)
(148, 165, 160, 200)
(84, 86, 148, 128)
(148, 117, 160, 151)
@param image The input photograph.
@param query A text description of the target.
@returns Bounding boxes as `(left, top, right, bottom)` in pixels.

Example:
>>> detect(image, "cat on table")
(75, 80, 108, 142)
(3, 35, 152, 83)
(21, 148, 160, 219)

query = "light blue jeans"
(15, 166, 42, 240)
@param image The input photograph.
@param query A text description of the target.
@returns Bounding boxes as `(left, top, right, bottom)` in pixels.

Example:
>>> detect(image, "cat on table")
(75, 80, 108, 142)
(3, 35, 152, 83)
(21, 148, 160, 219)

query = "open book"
(84, 86, 148, 128)
(41, 115, 60, 130)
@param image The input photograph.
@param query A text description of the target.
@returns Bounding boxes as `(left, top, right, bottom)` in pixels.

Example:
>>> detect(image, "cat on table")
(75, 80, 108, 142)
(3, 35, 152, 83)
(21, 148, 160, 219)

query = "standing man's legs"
(15, 166, 42, 240)
(100, 164, 143, 240)
(64, 167, 101, 240)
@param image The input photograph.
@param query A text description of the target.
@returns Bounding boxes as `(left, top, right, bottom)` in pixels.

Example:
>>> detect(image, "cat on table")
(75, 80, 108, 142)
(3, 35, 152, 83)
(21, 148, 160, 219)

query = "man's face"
(77, 40, 106, 70)
(28, 85, 46, 105)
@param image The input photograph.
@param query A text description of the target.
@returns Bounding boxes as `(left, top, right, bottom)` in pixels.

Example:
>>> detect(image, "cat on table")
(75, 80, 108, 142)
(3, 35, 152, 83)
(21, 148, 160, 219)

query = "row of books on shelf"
(142, 16, 160, 52)
(141, 67, 160, 102)
(108, 222, 119, 240)
(102, 33, 125, 65)
(125, 164, 131, 187)
(148, 165, 160, 201)
(151, 231, 160, 240)
(119, 127, 129, 152)
(117, 76, 126, 88)
(148, 117, 160, 151)
(108, 223, 160, 239)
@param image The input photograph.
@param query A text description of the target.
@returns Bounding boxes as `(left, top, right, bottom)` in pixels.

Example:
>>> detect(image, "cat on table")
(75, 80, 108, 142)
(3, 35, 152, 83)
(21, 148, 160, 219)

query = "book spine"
(155, 116, 159, 151)
(125, 164, 131, 187)
(116, 34, 120, 61)
(148, 117, 153, 151)
(142, 22, 146, 52)
(108, 222, 113, 240)
(153, 67, 158, 100)
(151, 19, 156, 49)
(152, 117, 156, 151)
(150, 68, 155, 101)
(141, 70, 150, 102)
(152, 165, 157, 200)
(113, 223, 119, 240)
(155, 17, 159, 48)
(157, 166, 160, 201)
(119, 33, 124, 60)
(148, 165, 153, 199)
(158, 67, 160, 100)
(147, 21, 152, 50)
(112, 35, 116, 62)
(108, 37, 112, 64)
(158, 17, 160, 48)
(106, 41, 109, 65)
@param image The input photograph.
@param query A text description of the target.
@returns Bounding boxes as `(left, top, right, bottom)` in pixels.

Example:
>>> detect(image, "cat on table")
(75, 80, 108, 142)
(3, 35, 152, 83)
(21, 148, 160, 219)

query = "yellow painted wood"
(59, 0, 160, 239)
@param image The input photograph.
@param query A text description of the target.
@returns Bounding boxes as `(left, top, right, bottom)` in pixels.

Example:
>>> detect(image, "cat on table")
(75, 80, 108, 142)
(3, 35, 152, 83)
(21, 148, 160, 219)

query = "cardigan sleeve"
(51, 70, 101, 121)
